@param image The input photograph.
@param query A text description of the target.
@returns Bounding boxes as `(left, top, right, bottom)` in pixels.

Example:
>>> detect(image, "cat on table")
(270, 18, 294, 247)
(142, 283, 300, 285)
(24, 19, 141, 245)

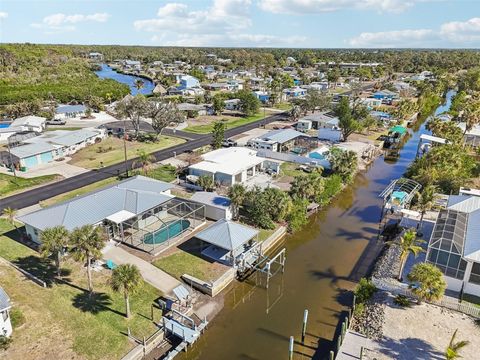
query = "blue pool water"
(0, 123, 11, 129)
(308, 152, 326, 160)
(143, 219, 190, 245)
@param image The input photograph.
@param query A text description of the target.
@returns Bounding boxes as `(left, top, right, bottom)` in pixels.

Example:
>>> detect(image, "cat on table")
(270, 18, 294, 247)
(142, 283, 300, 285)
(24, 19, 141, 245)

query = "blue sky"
(1, 0, 480, 48)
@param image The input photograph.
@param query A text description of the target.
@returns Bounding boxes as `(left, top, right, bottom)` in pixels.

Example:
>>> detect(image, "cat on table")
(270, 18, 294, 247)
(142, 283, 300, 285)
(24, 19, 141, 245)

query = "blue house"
(253, 91, 270, 103)
(283, 87, 306, 100)
(372, 90, 399, 101)
(179, 75, 200, 90)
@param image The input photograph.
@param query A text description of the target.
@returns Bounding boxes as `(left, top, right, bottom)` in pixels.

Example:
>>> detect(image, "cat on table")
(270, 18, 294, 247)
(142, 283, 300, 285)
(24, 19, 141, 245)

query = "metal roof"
(190, 192, 231, 209)
(260, 129, 305, 144)
(18, 176, 174, 232)
(0, 286, 11, 311)
(11, 115, 46, 127)
(48, 129, 101, 147)
(56, 105, 86, 114)
(195, 219, 258, 251)
(10, 142, 56, 158)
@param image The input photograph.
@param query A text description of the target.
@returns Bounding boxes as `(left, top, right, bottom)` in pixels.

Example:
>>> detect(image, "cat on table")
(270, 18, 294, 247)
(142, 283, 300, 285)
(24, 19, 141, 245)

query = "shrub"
(393, 294, 412, 307)
(317, 174, 343, 206)
(354, 278, 377, 304)
(10, 308, 26, 328)
(353, 302, 365, 317)
(0, 336, 12, 350)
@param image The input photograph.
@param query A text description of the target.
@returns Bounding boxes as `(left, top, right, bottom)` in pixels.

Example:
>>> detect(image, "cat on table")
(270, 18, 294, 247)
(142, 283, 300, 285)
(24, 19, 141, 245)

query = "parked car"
(222, 139, 237, 147)
(298, 165, 313, 173)
(46, 119, 66, 125)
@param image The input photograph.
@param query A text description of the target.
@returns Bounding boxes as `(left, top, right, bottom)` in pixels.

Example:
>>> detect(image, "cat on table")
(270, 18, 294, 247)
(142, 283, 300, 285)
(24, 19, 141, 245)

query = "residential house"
(0, 287, 12, 338)
(17, 176, 206, 253)
(426, 193, 480, 297)
(282, 87, 307, 101)
(178, 75, 200, 90)
(10, 115, 46, 133)
(372, 90, 400, 102)
(247, 129, 308, 152)
(253, 91, 270, 104)
(88, 52, 103, 61)
(224, 99, 241, 111)
(123, 60, 141, 71)
(299, 112, 341, 142)
(0, 128, 106, 170)
(458, 123, 480, 148)
(177, 103, 211, 117)
(188, 147, 269, 186)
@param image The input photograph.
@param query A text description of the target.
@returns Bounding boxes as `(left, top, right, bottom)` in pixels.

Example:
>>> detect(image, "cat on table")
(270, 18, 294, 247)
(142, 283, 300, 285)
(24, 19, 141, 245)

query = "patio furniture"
(105, 259, 117, 270)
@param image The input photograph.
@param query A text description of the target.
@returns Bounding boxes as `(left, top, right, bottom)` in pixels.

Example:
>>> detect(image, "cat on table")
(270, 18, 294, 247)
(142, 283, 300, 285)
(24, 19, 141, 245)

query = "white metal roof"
(106, 210, 137, 224)
(190, 147, 265, 176)
(420, 134, 447, 144)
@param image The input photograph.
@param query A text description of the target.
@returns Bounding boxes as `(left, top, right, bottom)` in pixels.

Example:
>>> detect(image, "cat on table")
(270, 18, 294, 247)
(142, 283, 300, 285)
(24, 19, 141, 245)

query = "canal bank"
(175, 90, 455, 360)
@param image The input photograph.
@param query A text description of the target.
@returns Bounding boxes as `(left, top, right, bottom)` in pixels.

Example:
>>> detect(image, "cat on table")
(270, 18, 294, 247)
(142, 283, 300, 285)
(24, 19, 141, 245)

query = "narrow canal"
(178, 90, 455, 360)
(94, 64, 155, 95)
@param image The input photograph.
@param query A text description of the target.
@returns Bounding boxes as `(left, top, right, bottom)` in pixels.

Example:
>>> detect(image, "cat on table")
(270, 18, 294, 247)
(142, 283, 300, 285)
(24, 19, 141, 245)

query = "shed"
(190, 192, 232, 221)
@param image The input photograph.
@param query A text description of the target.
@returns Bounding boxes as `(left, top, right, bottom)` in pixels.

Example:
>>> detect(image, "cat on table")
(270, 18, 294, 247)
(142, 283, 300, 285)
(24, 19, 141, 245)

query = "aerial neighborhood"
(1, 5, 480, 360)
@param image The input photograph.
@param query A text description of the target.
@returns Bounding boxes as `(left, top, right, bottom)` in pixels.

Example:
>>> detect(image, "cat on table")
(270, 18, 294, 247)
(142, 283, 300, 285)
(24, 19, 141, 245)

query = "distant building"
(224, 99, 241, 111)
(253, 91, 270, 104)
(56, 104, 86, 119)
(88, 52, 104, 61)
(178, 75, 200, 90)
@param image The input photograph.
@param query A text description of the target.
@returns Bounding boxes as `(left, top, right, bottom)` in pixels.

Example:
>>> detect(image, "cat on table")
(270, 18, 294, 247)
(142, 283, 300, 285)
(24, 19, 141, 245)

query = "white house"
(56, 105, 87, 119)
(0, 287, 12, 338)
(188, 147, 267, 186)
(224, 99, 241, 111)
(299, 112, 342, 142)
(458, 123, 480, 148)
(248, 129, 306, 152)
(426, 193, 480, 297)
(10, 115, 46, 133)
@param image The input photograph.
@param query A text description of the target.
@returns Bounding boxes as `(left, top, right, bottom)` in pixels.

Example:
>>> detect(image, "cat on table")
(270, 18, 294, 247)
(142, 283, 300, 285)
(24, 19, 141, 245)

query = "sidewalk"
(102, 244, 181, 295)
(337, 330, 377, 360)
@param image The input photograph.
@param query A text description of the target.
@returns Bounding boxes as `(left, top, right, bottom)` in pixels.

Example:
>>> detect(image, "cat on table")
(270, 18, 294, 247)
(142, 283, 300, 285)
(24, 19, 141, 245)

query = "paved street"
(0, 112, 287, 211)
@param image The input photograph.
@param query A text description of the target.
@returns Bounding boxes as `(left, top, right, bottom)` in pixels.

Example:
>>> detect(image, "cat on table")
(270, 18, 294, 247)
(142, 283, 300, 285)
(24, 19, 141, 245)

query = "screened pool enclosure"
(104, 198, 205, 254)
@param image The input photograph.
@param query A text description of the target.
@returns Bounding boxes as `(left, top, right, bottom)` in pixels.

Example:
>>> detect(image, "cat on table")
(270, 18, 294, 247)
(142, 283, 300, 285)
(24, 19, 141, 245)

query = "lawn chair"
(105, 259, 117, 270)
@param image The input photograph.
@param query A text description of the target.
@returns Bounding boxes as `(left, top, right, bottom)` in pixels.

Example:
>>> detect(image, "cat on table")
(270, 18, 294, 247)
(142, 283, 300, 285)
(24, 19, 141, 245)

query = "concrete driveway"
(102, 244, 181, 295)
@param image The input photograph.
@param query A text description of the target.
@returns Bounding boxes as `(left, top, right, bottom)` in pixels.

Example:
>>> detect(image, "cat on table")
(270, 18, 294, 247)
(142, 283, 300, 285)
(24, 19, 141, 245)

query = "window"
(469, 262, 480, 285)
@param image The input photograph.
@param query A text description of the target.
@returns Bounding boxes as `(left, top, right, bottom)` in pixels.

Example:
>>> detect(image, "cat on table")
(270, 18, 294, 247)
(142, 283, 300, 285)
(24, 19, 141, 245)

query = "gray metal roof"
(190, 192, 231, 209)
(0, 286, 11, 311)
(195, 219, 258, 251)
(49, 129, 101, 147)
(260, 129, 305, 144)
(56, 105, 86, 114)
(10, 142, 56, 158)
(18, 176, 174, 232)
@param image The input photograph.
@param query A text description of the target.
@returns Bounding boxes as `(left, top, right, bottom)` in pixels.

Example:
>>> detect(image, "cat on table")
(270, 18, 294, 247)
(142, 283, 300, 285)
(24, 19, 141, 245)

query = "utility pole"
(123, 119, 129, 177)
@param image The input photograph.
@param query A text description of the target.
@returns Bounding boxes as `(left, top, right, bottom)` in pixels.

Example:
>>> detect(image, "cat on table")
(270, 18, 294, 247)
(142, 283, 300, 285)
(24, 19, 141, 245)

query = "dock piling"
(301, 309, 308, 344)
(289, 336, 294, 360)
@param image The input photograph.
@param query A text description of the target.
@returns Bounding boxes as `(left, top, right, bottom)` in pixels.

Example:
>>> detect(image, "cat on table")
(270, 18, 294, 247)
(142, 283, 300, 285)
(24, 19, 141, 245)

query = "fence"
(372, 277, 480, 318)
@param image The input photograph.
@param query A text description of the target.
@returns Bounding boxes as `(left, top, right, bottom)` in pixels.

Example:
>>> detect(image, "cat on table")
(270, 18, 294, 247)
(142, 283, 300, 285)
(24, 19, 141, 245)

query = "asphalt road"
(0, 112, 287, 211)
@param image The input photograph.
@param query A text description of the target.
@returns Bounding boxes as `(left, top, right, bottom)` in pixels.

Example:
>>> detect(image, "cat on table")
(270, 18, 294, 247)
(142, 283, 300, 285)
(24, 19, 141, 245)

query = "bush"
(317, 174, 343, 206)
(353, 302, 365, 317)
(393, 295, 412, 307)
(10, 308, 26, 328)
(0, 336, 12, 350)
(354, 278, 377, 304)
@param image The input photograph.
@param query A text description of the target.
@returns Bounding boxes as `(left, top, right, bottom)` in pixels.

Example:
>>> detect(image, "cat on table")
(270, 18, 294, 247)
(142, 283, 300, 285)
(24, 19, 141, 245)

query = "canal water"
(178, 91, 455, 360)
(94, 64, 155, 95)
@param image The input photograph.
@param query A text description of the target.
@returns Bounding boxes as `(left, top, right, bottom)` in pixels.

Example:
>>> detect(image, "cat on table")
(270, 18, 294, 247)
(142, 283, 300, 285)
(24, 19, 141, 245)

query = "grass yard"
(153, 247, 223, 282)
(280, 162, 304, 178)
(69, 136, 185, 169)
(0, 173, 60, 198)
(39, 177, 119, 208)
(147, 164, 176, 183)
(184, 112, 271, 134)
(273, 102, 292, 111)
(258, 228, 276, 242)
(0, 219, 162, 360)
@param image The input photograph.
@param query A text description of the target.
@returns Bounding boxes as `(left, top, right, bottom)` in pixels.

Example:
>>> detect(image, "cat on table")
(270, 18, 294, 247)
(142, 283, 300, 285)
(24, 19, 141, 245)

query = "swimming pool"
(0, 123, 11, 129)
(308, 152, 326, 160)
(143, 219, 190, 245)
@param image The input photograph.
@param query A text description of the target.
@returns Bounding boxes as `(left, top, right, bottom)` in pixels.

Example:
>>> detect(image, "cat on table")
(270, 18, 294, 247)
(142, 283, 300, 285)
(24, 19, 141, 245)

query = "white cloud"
(440, 17, 480, 43)
(0, 12, 8, 19)
(259, 0, 416, 14)
(135, 0, 305, 47)
(348, 16, 480, 47)
(349, 29, 436, 47)
(31, 12, 110, 33)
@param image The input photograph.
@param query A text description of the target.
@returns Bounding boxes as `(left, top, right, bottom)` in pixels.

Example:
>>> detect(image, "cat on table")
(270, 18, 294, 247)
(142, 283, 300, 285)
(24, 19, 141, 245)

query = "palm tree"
(445, 329, 469, 360)
(388, 229, 425, 281)
(70, 225, 106, 294)
(40, 226, 70, 277)
(228, 184, 246, 220)
(2, 207, 17, 230)
(407, 262, 446, 303)
(132, 150, 156, 175)
(416, 185, 438, 234)
(134, 79, 144, 92)
(110, 264, 143, 318)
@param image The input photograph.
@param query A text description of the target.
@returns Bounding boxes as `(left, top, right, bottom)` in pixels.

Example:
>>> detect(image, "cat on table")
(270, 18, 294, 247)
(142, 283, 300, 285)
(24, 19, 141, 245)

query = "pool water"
(308, 151, 326, 160)
(0, 123, 11, 129)
(143, 219, 190, 245)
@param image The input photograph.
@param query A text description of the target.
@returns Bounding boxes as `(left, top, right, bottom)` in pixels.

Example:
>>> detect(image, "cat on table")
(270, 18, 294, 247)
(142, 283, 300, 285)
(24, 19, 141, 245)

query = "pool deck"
(102, 242, 181, 295)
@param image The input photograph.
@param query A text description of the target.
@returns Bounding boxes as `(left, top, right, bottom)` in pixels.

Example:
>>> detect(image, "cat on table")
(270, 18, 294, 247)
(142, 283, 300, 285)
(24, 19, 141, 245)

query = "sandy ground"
(365, 294, 480, 360)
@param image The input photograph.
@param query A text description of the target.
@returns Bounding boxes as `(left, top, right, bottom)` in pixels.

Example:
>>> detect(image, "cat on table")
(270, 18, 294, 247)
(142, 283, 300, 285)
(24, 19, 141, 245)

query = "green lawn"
(273, 102, 292, 111)
(184, 112, 270, 134)
(258, 228, 276, 242)
(0, 219, 161, 360)
(280, 162, 304, 178)
(69, 136, 185, 169)
(39, 177, 119, 208)
(0, 173, 60, 198)
(147, 164, 176, 183)
(153, 250, 220, 282)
